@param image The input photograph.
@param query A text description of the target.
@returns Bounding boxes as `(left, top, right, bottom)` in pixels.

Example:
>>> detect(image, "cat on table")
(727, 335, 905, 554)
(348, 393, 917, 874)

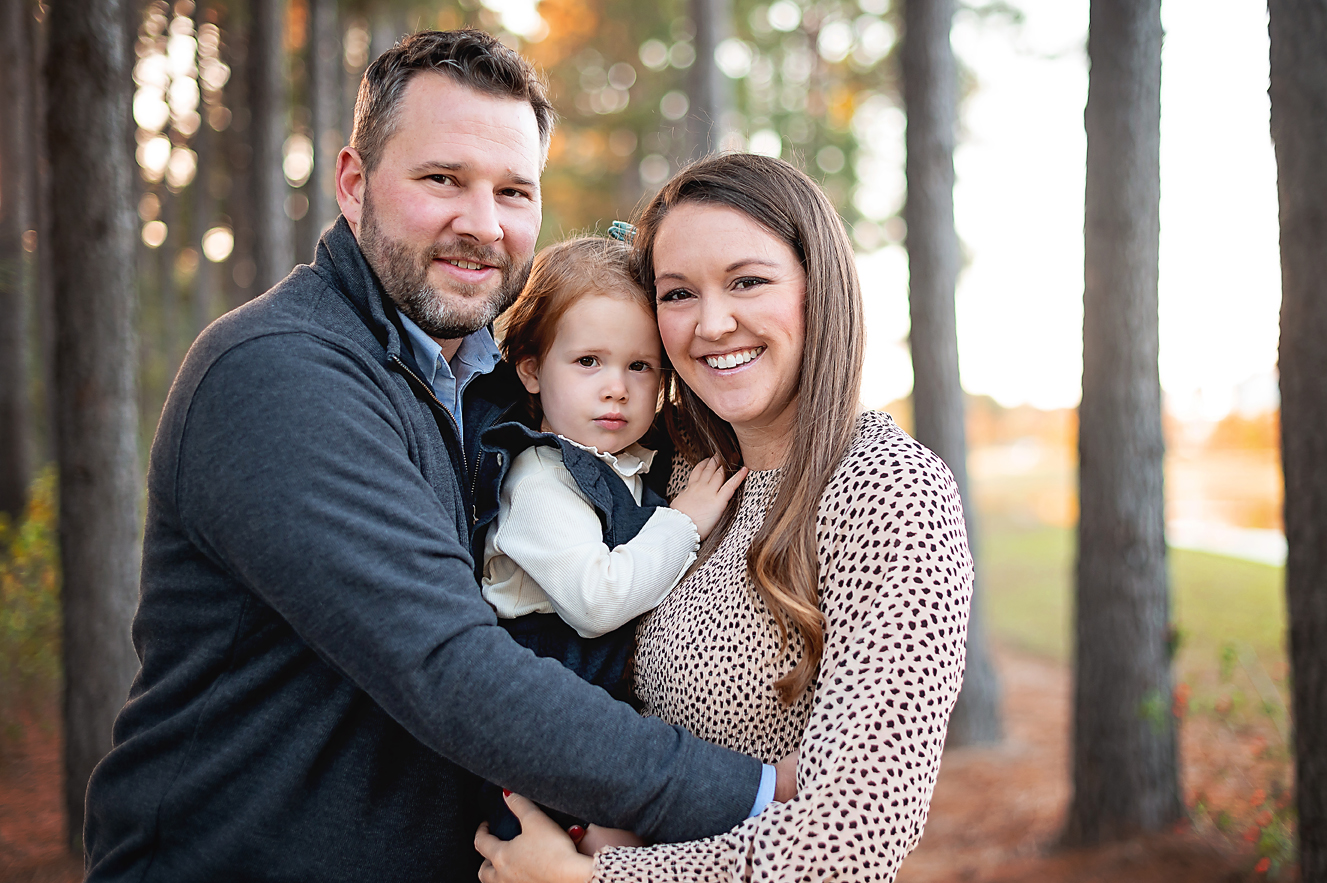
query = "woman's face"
(652, 202, 806, 465)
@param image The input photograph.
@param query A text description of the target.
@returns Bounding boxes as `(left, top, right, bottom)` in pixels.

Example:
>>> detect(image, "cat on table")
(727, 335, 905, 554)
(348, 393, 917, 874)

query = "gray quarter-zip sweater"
(83, 218, 760, 882)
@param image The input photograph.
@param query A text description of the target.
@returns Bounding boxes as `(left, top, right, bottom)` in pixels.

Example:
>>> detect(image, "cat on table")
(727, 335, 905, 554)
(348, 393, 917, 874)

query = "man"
(84, 30, 777, 881)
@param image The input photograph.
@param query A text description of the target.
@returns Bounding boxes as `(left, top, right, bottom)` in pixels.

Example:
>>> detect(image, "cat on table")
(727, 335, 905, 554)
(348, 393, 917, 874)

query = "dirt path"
(0, 647, 1292, 881)
(900, 647, 1287, 883)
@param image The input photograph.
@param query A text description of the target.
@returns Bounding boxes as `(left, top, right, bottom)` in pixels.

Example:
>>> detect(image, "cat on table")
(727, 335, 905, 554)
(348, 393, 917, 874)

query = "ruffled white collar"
(558, 438, 657, 480)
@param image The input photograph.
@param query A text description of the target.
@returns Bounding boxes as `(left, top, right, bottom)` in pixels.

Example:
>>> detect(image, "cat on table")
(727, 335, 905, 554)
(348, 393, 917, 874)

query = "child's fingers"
(686, 456, 722, 489)
(717, 466, 748, 501)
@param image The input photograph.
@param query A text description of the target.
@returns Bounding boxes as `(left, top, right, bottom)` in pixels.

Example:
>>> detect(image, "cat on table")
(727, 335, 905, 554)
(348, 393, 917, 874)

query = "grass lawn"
(977, 519, 1288, 719)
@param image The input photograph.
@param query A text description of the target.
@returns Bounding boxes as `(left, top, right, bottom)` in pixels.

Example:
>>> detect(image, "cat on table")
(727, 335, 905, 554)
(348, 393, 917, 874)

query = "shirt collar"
(396, 310, 500, 392)
(560, 438, 657, 479)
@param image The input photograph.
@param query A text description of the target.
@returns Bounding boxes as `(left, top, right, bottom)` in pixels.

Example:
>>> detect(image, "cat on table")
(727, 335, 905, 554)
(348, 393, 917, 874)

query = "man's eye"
(577, 356, 598, 367)
(427, 174, 455, 185)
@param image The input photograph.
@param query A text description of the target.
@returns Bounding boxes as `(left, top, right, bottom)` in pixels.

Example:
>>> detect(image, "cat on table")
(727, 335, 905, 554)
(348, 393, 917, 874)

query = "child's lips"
(594, 416, 628, 430)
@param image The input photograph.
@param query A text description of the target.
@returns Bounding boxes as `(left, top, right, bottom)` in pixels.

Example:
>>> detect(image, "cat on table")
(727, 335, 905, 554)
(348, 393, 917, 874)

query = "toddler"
(474, 236, 746, 842)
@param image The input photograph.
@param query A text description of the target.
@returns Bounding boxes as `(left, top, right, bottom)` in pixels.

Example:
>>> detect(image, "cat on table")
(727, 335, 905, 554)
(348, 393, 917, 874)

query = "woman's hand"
(475, 793, 595, 883)
(670, 456, 748, 540)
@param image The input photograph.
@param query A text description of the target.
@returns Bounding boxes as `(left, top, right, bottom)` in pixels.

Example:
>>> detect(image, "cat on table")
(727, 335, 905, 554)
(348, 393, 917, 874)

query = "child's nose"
(602, 372, 628, 400)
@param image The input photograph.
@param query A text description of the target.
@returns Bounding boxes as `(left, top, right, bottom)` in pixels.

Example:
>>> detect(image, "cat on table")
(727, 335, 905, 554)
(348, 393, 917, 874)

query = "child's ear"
(515, 357, 541, 394)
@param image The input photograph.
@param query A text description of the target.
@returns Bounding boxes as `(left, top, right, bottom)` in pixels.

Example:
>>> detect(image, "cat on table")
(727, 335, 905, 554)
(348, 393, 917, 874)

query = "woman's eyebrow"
(655, 258, 780, 285)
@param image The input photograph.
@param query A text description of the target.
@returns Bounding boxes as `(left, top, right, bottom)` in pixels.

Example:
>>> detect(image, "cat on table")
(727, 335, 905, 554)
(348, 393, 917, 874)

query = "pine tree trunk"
(247, 0, 292, 291)
(28, 0, 57, 465)
(1064, 0, 1180, 845)
(0, 0, 33, 520)
(307, 0, 340, 252)
(687, 0, 730, 159)
(44, 0, 143, 852)
(1268, 3, 1327, 878)
(901, 0, 1002, 747)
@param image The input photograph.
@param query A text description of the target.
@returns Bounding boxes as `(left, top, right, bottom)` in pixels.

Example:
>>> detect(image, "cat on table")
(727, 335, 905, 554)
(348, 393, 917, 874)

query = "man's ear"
(336, 146, 366, 233)
(515, 357, 541, 394)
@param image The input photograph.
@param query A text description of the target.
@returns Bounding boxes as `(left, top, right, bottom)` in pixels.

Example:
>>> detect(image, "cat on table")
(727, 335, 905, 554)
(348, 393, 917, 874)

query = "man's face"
(340, 73, 543, 342)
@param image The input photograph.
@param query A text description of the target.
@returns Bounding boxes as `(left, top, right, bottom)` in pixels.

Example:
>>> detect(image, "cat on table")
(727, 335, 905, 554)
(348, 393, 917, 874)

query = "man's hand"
(574, 824, 645, 856)
(774, 748, 800, 803)
(669, 457, 748, 541)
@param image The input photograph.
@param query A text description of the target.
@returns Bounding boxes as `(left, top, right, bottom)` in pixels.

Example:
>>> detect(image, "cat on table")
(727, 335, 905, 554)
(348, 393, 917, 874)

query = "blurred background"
(0, 0, 1296, 880)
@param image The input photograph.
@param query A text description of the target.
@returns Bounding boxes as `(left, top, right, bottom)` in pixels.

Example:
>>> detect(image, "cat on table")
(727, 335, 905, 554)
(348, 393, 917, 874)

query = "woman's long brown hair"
(631, 154, 866, 704)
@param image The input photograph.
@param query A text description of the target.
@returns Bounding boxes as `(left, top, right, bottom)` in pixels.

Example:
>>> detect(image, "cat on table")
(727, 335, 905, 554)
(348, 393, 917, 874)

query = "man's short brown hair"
(350, 29, 555, 173)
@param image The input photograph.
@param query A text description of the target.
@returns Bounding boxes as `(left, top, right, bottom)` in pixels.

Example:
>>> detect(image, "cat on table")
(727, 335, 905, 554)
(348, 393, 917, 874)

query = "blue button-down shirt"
(396, 312, 501, 443)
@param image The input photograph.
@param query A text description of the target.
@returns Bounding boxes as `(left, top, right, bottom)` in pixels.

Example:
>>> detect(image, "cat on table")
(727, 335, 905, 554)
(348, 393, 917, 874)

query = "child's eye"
(656, 287, 693, 304)
(576, 356, 598, 367)
(628, 361, 655, 373)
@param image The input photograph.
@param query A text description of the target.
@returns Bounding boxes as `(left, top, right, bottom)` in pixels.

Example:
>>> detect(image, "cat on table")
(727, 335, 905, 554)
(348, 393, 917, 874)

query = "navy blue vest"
(473, 421, 668, 691)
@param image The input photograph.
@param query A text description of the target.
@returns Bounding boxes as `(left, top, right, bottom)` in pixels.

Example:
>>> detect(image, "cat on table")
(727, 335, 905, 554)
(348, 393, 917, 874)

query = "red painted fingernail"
(502, 789, 512, 797)
(568, 825, 586, 843)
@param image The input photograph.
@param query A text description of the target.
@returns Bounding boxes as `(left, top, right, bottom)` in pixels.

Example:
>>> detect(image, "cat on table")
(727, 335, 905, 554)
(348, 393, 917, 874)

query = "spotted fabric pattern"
(593, 410, 974, 882)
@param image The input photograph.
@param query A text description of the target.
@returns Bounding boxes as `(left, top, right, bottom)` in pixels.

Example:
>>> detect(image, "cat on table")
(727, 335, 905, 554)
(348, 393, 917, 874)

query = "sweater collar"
(311, 215, 410, 365)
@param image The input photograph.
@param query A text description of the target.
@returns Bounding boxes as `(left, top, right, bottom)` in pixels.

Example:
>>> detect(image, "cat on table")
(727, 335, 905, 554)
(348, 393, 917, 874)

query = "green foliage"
(0, 467, 62, 737)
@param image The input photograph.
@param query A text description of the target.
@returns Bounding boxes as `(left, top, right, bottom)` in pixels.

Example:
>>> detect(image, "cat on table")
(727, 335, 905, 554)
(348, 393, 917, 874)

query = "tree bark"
(29, 0, 57, 465)
(307, 0, 340, 253)
(1268, 3, 1327, 878)
(0, 0, 34, 520)
(901, 0, 1002, 747)
(247, 0, 293, 291)
(687, 0, 731, 159)
(44, 0, 142, 852)
(1064, 0, 1180, 845)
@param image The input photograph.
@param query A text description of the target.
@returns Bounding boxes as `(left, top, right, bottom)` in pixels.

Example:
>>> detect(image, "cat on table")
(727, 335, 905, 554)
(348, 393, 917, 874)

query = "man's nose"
(450, 191, 503, 244)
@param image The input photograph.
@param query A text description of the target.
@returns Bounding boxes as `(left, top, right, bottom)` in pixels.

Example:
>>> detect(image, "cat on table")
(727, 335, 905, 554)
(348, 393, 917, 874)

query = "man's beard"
(358, 189, 531, 339)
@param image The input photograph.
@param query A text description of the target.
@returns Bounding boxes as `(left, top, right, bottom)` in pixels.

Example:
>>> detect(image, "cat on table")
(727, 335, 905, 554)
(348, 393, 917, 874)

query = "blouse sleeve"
(592, 435, 975, 882)
(493, 449, 700, 639)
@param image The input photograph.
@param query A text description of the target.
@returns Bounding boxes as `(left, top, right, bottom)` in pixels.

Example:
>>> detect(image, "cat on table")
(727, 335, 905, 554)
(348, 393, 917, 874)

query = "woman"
(476, 153, 974, 882)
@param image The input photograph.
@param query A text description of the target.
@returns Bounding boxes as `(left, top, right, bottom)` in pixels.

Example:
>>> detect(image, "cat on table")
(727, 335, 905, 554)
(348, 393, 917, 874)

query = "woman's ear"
(515, 357, 541, 394)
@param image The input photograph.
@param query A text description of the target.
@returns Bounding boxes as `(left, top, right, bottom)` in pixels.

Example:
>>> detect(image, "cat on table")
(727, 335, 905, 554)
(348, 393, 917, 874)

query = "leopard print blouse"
(592, 410, 974, 882)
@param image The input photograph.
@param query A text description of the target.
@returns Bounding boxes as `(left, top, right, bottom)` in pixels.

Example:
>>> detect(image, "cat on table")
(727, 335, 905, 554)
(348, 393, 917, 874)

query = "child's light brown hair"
(497, 236, 657, 425)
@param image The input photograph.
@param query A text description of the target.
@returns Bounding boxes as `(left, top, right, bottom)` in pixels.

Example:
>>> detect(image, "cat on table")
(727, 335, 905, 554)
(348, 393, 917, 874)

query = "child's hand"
(573, 824, 646, 855)
(669, 456, 747, 541)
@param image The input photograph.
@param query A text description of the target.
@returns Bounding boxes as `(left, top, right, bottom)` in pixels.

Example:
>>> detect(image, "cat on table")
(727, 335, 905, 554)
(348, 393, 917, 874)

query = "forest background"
(0, 0, 1311, 880)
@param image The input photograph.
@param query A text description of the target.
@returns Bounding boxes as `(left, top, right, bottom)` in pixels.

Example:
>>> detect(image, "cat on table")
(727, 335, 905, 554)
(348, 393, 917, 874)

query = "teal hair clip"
(607, 220, 637, 244)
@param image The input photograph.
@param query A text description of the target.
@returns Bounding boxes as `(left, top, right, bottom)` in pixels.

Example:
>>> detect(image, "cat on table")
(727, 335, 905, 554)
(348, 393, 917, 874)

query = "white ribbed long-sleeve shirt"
(480, 441, 700, 638)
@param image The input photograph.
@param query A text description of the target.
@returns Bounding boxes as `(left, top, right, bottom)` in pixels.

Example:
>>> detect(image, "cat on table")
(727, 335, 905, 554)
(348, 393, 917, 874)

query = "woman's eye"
(657, 288, 693, 304)
(733, 277, 768, 291)
(576, 356, 598, 367)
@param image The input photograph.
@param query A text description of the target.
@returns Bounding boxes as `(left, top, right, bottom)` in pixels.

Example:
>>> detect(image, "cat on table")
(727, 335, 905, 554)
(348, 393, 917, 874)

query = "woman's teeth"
(705, 347, 765, 369)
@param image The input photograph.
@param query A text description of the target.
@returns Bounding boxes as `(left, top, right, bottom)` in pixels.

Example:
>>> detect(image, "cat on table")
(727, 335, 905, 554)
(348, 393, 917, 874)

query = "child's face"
(516, 293, 663, 454)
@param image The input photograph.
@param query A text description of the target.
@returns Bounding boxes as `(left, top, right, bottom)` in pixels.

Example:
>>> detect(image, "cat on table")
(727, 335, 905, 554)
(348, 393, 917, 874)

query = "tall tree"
(1064, 0, 1180, 844)
(687, 0, 731, 158)
(0, 0, 34, 520)
(45, 0, 143, 850)
(248, 0, 293, 292)
(307, 0, 340, 252)
(1268, 2, 1327, 878)
(901, 0, 1001, 746)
